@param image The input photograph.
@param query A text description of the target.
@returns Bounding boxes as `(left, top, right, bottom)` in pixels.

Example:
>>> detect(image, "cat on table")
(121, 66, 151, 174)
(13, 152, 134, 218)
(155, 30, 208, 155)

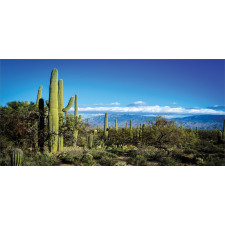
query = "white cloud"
(171, 102, 178, 105)
(127, 101, 147, 106)
(75, 105, 225, 115)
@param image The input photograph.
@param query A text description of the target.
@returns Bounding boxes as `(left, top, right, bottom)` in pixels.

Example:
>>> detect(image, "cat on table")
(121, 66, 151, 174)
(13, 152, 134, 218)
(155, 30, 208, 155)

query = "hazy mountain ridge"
(85, 114, 225, 130)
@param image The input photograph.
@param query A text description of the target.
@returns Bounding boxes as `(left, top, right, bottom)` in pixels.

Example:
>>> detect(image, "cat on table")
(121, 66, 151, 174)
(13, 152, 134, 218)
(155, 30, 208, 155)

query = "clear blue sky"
(0, 59, 224, 116)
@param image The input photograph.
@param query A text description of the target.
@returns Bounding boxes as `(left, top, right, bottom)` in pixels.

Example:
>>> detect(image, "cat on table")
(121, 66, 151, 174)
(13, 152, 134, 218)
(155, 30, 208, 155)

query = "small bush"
(160, 157, 177, 166)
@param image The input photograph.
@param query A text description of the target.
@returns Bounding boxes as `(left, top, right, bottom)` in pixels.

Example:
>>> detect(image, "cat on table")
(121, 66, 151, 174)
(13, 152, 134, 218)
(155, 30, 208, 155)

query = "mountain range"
(84, 114, 225, 130)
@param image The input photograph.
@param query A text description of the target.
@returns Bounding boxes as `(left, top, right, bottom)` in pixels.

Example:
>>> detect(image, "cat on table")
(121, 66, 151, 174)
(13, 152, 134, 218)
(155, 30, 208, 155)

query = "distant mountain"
(85, 114, 225, 130)
(174, 115, 225, 130)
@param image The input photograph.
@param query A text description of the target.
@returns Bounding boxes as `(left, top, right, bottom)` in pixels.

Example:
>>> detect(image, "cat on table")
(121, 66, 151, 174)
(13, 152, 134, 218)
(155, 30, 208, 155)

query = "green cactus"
(104, 112, 108, 139)
(130, 120, 133, 139)
(79, 115, 82, 121)
(58, 79, 75, 151)
(73, 94, 79, 148)
(196, 127, 198, 134)
(125, 122, 128, 130)
(11, 149, 23, 166)
(223, 120, 225, 141)
(34, 86, 43, 150)
(38, 98, 45, 152)
(115, 119, 118, 131)
(88, 134, 93, 149)
(25, 100, 29, 106)
(48, 69, 59, 152)
(36, 86, 43, 108)
(58, 79, 64, 151)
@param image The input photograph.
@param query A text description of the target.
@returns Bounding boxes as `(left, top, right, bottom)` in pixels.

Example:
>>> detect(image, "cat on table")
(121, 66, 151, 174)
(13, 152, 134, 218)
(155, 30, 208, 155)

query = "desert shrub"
(81, 153, 95, 166)
(159, 157, 177, 166)
(23, 152, 61, 166)
(58, 151, 82, 164)
(98, 156, 117, 166)
(0, 150, 11, 166)
(115, 162, 127, 166)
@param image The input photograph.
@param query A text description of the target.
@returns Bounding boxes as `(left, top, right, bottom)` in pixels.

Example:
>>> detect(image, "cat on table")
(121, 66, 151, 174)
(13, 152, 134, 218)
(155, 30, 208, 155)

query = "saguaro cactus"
(88, 134, 93, 149)
(223, 120, 225, 141)
(104, 112, 108, 139)
(48, 69, 59, 152)
(115, 120, 118, 131)
(73, 94, 79, 148)
(130, 120, 133, 139)
(25, 100, 29, 106)
(34, 86, 43, 150)
(58, 79, 64, 151)
(36, 86, 43, 108)
(11, 149, 23, 166)
(125, 122, 128, 130)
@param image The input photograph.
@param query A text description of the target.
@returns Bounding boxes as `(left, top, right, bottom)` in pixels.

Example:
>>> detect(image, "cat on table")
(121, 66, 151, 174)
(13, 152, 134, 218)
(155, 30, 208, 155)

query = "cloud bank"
(70, 105, 225, 115)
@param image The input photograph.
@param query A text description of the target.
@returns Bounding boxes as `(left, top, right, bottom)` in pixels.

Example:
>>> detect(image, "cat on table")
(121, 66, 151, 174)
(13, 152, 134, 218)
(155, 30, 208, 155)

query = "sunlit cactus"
(125, 122, 128, 130)
(115, 120, 118, 131)
(88, 134, 93, 149)
(48, 69, 59, 152)
(73, 94, 79, 147)
(58, 79, 64, 151)
(130, 120, 133, 139)
(36, 86, 43, 108)
(104, 112, 108, 139)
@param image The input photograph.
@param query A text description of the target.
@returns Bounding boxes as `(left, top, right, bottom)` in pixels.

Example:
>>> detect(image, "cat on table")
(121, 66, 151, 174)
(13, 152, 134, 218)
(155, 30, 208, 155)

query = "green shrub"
(98, 156, 117, 166)
(160, 157, 177, 166)
(23, 152, 61, 166)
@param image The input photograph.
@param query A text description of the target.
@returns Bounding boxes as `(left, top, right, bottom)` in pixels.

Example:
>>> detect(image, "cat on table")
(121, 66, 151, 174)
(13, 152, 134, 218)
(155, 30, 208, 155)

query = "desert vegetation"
(0, 69, 225, 166)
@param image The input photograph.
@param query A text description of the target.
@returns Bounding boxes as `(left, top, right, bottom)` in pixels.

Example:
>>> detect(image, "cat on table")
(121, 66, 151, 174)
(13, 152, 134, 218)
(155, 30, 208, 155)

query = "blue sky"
(0, 59, 224, 117)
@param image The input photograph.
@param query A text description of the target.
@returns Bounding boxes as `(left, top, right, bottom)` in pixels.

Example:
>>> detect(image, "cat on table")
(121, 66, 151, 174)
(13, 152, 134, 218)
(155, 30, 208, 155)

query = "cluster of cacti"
(104, 112, 108, 139)
(11, 149, 23, 166)
(32, 69, 75, 152)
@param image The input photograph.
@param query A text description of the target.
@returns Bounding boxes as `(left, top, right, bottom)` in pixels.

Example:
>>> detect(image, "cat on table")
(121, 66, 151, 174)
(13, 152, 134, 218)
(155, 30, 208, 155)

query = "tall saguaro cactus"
(115, 120, 118, 131)
(223, 120, 225, 141)
(36, 86, 43, 108)
(58, 79, 64, 151)
(130, 120, 133, 139)
(48, 69, 59, 152)
(104, 112, 108, 139)
(125, 122, 128, 130)
(34, 86, 43, 150)
(73, 94, 80, 148)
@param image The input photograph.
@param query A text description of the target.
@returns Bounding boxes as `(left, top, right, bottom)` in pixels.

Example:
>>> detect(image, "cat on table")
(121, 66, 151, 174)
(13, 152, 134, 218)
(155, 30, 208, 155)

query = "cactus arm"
(63, 97, 75, 113)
